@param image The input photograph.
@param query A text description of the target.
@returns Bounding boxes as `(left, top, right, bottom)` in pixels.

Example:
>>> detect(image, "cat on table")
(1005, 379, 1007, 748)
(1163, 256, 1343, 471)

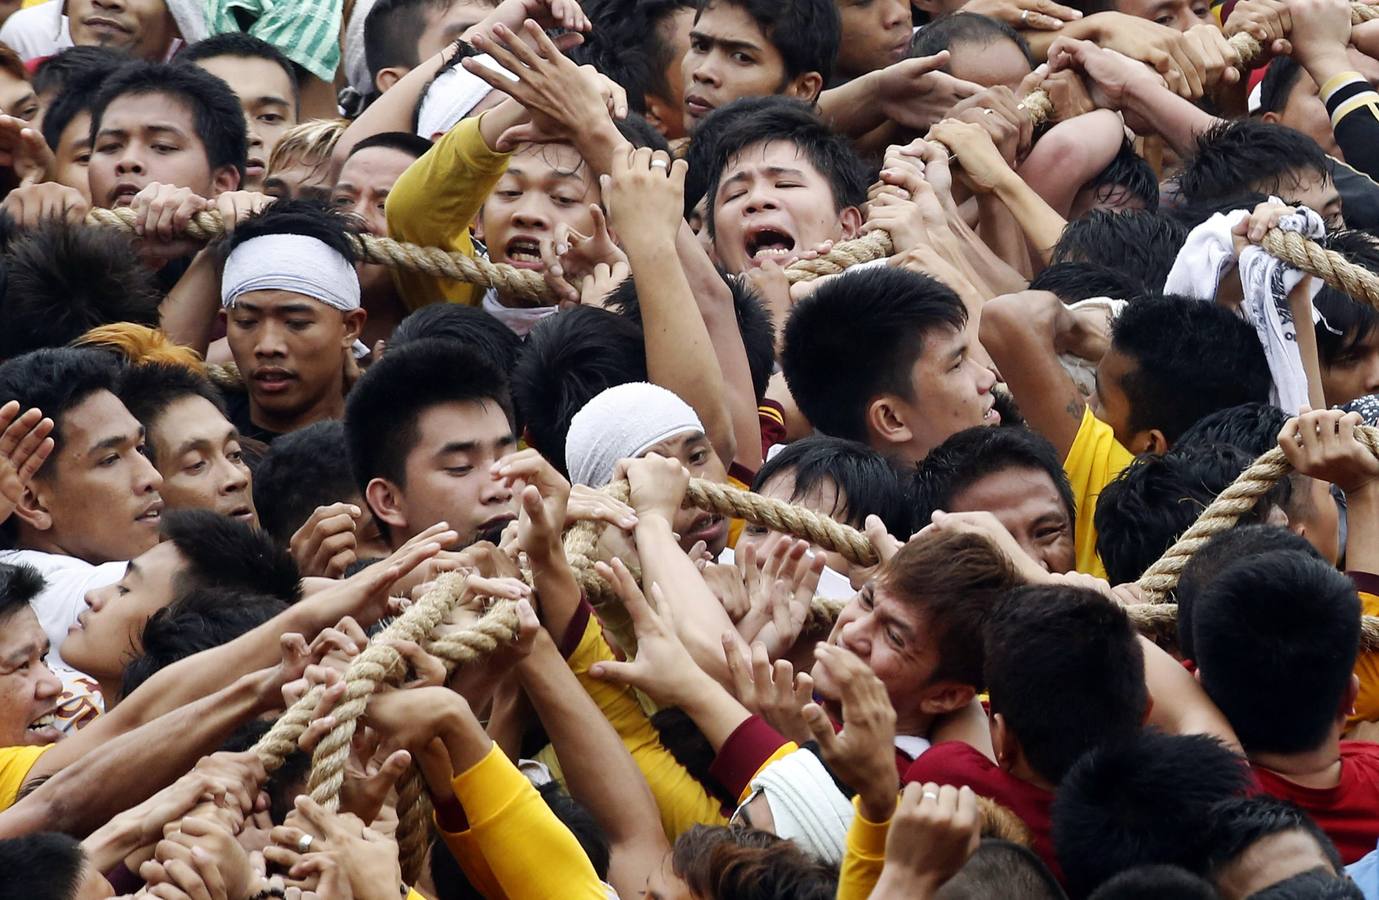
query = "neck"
(97, 676, 123, 710)
(1007, 756, 1056, 792)
(1250, 734, 1343, 788)
(251, 382, 346, 435)
(14, 525, 85, 563)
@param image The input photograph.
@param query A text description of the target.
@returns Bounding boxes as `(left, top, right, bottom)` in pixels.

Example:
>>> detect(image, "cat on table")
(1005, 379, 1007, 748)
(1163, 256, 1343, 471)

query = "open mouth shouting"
(743, 224, 798, 266)
(504, 236, 545, 270)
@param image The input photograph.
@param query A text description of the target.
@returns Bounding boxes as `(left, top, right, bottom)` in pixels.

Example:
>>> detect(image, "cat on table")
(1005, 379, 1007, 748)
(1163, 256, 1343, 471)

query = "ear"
(838, 205, 863, 241)
(1344, 674, 1360, 719)
(375, 68, 406, 94)
(1131, 428, 1169, 455)
(866, 395, 914, 450)
(210, 164, 241, 197)
(365, 477, 408, 534)
(342, 308, 367, 345)
(785, 71, 824, 103)
(919, 681, 976, 717)
(473, 208, 487, 242)
(1261, 111, 1281, 125)
(13, 480, 53, 534)
(990, 712, 1021, 771)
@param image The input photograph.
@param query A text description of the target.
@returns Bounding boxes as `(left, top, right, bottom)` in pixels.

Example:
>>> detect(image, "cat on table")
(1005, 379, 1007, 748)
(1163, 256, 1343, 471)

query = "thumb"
(587, 659, 640, 686)
(908, 49, 950, 76)
(352, 750, 411, 824)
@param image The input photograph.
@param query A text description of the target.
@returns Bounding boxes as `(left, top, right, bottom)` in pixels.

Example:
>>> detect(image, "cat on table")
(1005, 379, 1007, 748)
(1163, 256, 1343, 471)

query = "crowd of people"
(0, 0, 1376, 893)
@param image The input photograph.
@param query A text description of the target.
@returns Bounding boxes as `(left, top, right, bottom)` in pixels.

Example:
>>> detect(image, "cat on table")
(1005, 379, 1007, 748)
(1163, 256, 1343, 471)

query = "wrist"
(577, 126, 626, 177)
(859, 787, 898, 824)
(634, 509, 679, 534)
(1296, 47, 1353, 86)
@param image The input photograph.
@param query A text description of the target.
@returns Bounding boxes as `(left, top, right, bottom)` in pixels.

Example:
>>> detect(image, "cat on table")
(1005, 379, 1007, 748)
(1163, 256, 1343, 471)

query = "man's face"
(224, 291, 359, 428)
(647, 6, 696, 138)
(888, 324, 999, 463)
(53, 111, 93, 203)
(1213, 830, 1339, 900)
(149, 395, 256, 525)
(945, 467, 1075, 574)
(61, 541, 184, 682)
(835, 0, 911, 80)
(815, 581, 940, 728)
(0, 606, 64, 747)
(1092, 346, 1152, 452)
(1321, 330, 1379, 406)
(0, 68, 39, 121)
(1263, 168, 1343, 230)
(642, 431, 730, 557)
(383, 401, 517, 546)
(332, 145, 418, 239)
(1262, 71, 1341, 159)
(192, 55, 297, 191)
(1115, 0, 1211, 31)
(737, 471, 853, 577)
(712, 139, 855, 274)
(68, 0, 173, 59)
(682, 1, 806, 129)
(946, 38, 1032, 92)
(88, 93, 236, 208)
(263, 153, 333, 203)
(479, 143, 598, 276)
(27, 390, 163, 563)
(416, 0, 493, 61)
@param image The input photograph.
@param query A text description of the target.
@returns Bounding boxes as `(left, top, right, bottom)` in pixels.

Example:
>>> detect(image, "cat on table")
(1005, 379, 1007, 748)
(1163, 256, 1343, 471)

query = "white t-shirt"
(0, 548, 123, 663)
(0, 2, 72, 62)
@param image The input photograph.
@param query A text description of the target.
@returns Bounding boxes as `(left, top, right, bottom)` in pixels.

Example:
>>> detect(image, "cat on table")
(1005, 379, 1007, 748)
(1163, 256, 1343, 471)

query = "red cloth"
(1254, 741, 1379, 864)
(903, 742, 1062, 883)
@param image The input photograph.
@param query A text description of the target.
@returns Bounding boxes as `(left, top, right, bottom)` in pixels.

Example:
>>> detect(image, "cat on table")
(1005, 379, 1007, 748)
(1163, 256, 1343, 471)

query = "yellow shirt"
(1063, 407, 1134, 579)
(0, 745, 49, 810)
(836, 798, 892, 900)
(1352, 590, 1379, 726)
(383, 114, 510, 310)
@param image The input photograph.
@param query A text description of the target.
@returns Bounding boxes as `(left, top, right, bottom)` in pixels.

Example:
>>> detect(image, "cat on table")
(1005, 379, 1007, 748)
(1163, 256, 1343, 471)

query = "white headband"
(565, 382, 704, 488)
(738, 749, 855, 864)
(416, 54, 515, 139)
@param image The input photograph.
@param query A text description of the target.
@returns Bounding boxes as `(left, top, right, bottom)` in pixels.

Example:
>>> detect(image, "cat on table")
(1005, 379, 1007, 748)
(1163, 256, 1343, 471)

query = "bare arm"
(1140, 636, 1242, 752)
(1017, 110, 1126, 218)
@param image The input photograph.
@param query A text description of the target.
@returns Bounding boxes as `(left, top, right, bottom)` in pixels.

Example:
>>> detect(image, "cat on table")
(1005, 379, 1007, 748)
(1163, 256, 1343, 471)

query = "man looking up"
(219, 201, 367, 444)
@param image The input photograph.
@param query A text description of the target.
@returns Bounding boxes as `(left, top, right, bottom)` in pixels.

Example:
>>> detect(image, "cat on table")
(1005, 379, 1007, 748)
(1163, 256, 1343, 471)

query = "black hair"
(251, 420, 360, 546)
(0, 222, 162, 358)
(1085, 866, 1217, 900)
(1081, 139, 1159, 213)
(579, 0, 697, 108)
(160, 509, 302, 604)
(1313, 230, 1379, 370)
(693, 0, 841, 85)
(1168, 190, 1274, 232)
(0, 563, 44, 627)
(613, 111, 674, 153)
(1109, 294, 1273, 444)
(509, 306, 646, 474)
(692, 96, 867, 226)
(0, 348, 120, 455)
(1177, 120, 1331, 206)
(179, 32, 300, 109)
(1194, 551, 1361, 755)
(1249, 870, 1366, 899)
(1026, 261, 1145, 304)
(604, 270, 775, 402)
(1050, 210, 1188, 290)
(914, 426, 1074, 526)
(782, 266, 966, 444)
(345, 337, 514, 497)
(1174, 524, 1320, 661)
(933, 839, 1066, 899)
(1257, 57, 1306, 117)
(390, 303, 523, 374)
(39, 54, 128, 151)
(122, 584, 289, 695)
(90, 61, 249, 180)
(752, 435, 914, 536)
(0, 832, 86, 900)
(1204, 796, 1342, 883)
(221, 197, 357, 262)
(116, 363, 228, 467)
(909, 12, 1032, 68)
(364, 0, 450, 78)
(1094, 443, 1281, 585)
(31, 45, 131, 98)
(1052, 730, 1254, 898)
(985, 585, 1147, 784)
(346, 130, 433, 161)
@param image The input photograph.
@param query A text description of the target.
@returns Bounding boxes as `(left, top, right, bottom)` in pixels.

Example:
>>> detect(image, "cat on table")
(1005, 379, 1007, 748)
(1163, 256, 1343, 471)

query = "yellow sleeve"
(0, 745, 49, 810)
(439, 744, 607, 900)
(1063, 406, 1135, 580)
(567, 612, 729, 837)
(383, 114, 510, 310)
(836, 798, 892, 900)
(1351, 591, 1379, 726)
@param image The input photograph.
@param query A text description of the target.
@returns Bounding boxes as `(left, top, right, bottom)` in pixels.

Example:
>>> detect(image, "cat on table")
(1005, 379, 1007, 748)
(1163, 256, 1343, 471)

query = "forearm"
(990, 173, 1068, 264)
(943, 204, 1028, 295)
(336, 44, 457, 166)
(529, 543, 583, 643)
(158, 249, 222, 355)
(1139, 636, 1241, 752)
(633, 515, 736, 683)
(1017, 111, 1125, 218)
(1346, 486, 1379, 575)
(818, 72, 887, 137)
(1122, 78, 1223, 157)
(629, 233, 737, 467)
(81, 817, 144, 872)
(979, 291, 1083, 457)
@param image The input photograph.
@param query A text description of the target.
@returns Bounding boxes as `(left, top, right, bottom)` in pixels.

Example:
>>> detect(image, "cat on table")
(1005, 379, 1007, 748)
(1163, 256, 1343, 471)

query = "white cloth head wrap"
(415, 54, 514, 139)
(736, 749, 855, 864)
(222, 233, 368, 356)
(565, 382, 703, 488)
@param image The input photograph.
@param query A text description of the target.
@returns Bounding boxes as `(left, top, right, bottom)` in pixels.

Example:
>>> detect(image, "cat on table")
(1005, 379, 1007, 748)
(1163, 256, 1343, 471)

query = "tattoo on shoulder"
(1065, 400, 1083, 421)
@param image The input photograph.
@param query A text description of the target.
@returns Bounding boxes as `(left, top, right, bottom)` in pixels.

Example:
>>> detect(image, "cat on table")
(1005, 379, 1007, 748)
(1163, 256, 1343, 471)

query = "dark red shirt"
(1254, 741, 1379, 864)
(903, 741, 1062, 883)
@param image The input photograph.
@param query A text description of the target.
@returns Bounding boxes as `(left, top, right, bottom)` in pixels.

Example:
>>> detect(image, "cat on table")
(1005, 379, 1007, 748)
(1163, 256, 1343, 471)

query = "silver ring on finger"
(650, 159, 669, 170)
(922, 791, 940, 801)
(1021, 8, 1029, 23)
(297, 833, 314, 854)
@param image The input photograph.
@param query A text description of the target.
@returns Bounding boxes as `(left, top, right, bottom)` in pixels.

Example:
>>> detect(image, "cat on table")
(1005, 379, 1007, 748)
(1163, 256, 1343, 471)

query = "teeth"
(28, 713, 55, 729)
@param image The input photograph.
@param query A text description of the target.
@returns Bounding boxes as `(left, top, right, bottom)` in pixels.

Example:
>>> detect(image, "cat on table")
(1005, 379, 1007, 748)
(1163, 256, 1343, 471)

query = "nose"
(134, 451, 162, 495)
(35, 664, 62, 701)
(743, 187, 778, 215)
(691, 57, 719, 88)
(114, 151, 144, 177)
(84, 588, 106, 612)
(481, 472, 514, 505)
(884, 0, 909, 29)
(978, 364, 997, 394)
(254, 319, 288, 360)
(350, 198, 384, 237)
(510, 195, 550, 231)
(217, 454, 250, 497)
(838, 614, 869, 657)
(91, 0, 125, 12)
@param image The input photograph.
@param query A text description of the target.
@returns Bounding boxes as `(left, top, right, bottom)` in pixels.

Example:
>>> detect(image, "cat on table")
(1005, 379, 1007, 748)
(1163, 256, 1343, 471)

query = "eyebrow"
(173, 424, 238, 459)
(721, 165, 808, 192)
(690, 30, 763, 55)
(248, 95, 291, 108)
(89, 427, 142, 456)
(235, 301, 319, 315)
(97, 123, 189, 140)
(504, 164, 586, 183)
(4, 642, 37, 666)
